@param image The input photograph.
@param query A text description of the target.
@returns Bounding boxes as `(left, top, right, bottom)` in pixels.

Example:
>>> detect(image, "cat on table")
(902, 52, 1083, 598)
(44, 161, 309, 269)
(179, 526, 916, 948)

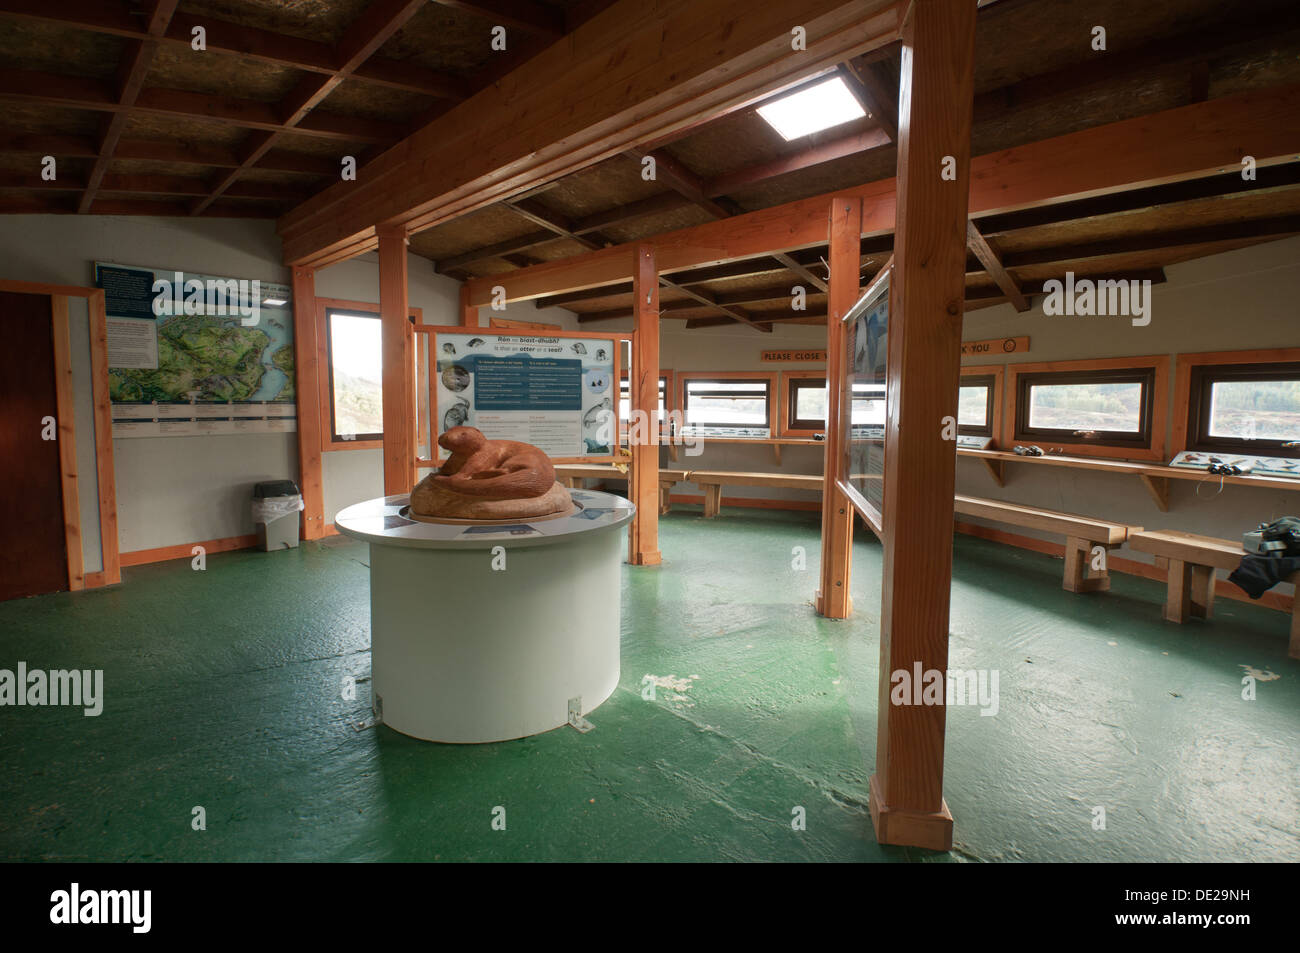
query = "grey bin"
(252, 480, 303, 551)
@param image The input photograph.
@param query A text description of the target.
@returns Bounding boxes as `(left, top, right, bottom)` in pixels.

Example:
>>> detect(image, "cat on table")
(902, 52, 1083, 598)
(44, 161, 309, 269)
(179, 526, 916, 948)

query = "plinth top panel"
(335, 489, 634, 550)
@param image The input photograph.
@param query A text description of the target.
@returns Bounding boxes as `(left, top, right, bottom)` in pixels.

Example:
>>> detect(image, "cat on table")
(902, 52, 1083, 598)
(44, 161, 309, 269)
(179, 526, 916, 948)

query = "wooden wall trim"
(87, 290, 120, 586)
(1171, 346, 1300, 453)
(120, 533, 259, 567)
(50, 294, 84, 591)
(291, 267, 326, 540)
(0, 280, 120, 589)
(1000, 354, 1171, 461)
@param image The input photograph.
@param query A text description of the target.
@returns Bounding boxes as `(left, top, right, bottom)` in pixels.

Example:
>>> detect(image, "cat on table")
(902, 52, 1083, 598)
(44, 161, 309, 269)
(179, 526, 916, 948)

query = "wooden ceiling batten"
(75, 0, 178, 213)
(0, 0, 469, 100)
(966, 220, 1028, 312)
(277, 0, 907, 265)
(462, 85, 1300, 307)
(190, 0, 429, 215)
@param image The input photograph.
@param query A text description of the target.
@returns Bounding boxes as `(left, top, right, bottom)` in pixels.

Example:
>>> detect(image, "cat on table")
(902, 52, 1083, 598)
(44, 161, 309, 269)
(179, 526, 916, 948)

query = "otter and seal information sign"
(434, 332, 616, 458)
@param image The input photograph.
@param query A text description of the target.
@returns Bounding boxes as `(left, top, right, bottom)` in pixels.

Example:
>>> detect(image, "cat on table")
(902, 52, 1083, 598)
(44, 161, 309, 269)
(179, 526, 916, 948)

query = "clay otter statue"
(409, 426, 573, 521)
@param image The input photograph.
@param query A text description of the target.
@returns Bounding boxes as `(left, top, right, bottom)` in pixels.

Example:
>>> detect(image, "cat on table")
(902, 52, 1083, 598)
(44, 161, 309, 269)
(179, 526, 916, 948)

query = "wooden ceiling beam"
(0, 69, 402, 143)
(427, 0, 565, 39)
(965, 220, 1028, 312)
(624, 149, 737, 219)
(279, 0, 905, 265)
(704, 126, 891, 198)
(463, 84, 1300, 305)
(972, 3, 1300, 124)
(1002, 217, 1300, 269)
(0, 0, 468, 100)
(190, 0, 425, 215)
(839, 60, 897, 141)
(78, 0, 178, 213)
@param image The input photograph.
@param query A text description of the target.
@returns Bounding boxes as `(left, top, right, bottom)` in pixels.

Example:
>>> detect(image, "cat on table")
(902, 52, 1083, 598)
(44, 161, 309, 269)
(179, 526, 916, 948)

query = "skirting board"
(120, 533, 259, 568)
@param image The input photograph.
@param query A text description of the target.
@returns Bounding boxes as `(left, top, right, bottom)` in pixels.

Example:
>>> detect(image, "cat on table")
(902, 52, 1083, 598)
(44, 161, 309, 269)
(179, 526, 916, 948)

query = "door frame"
(0, 280, 120, 589)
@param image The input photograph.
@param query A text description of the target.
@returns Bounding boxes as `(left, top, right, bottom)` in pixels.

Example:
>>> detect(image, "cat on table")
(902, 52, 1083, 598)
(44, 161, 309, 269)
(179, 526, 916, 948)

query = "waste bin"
(252, 480, 303, 551)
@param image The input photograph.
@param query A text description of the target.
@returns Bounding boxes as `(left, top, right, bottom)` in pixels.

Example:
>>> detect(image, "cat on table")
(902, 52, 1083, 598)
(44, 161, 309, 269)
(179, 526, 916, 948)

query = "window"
(1014, 368, 1155, 448)
(682, 377, 772, 433)
(788, 377, 828, 431)
(619, 376, 667, 422)
(958, 374, 995, 437)
(326, 308, 383, 442)
(849, 382, 885, 426)
(757, 76, 866, 141)
(1188, 362, 1300, 456)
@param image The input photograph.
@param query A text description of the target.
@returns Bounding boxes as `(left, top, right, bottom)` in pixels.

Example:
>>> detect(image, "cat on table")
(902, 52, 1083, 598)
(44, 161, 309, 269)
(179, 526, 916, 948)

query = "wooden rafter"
(428, 0, 564, 39)
(0, 0, 468, 100)
(839, 59, 897, 141)
(191, 0, 428, 215)
(78, 0, 178, 213)
(278, 0, 905, 265)
(463, 85, 1300, 307)
(966, 220, 1028, 312)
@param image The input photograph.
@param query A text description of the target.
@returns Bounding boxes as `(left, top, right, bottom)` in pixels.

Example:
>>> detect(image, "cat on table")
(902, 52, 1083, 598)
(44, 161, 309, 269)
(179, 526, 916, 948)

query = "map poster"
(95, 262, 296, 437)
(434, 332, 616, 458)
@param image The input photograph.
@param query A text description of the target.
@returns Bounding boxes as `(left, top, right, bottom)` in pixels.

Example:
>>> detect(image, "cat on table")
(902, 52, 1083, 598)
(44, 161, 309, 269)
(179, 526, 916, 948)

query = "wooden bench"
(1129, 529, 1300, 657)
(553, 464, 688, 514)
(954, 494, 1138, 593)
(689, 470, 824, 518)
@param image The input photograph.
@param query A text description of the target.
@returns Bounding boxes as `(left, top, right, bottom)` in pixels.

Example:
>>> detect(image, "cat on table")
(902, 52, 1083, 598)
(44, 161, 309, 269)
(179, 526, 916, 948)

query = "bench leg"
(658, 481, 673, 515)
(1164, 559, 1193, 623)
(702, 484, 722, 518)
(1189, 565, 1216, 620)
(1063, 537, 1110, 593)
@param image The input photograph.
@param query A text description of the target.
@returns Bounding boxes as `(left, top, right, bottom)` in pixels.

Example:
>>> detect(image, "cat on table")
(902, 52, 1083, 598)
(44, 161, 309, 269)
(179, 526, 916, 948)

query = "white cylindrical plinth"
(335, 490, 633, 743)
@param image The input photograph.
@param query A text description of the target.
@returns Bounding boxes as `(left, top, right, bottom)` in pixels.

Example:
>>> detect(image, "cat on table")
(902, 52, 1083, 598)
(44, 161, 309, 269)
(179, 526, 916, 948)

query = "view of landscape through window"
(958, 384, 988, 426)
(1027, 381, 1143, 432)
(685, 381, 768, 426)
(1208, 378, 1300, 440)
(330, 311, 383, 437)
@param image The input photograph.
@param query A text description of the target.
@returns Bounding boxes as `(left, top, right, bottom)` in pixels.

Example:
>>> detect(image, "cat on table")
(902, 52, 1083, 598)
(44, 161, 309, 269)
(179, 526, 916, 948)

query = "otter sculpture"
(409, 426, 573, 521)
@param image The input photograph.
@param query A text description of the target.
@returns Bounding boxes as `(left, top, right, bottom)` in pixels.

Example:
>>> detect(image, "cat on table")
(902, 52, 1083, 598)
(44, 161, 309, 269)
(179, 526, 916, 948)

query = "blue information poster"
(435, 332, 616, 458)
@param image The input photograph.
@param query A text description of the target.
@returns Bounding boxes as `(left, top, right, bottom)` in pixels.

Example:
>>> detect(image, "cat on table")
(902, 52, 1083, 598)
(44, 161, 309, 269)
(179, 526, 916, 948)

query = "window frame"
(1185, 359, 1300, 458)
(618, 368, 675, 430)
(676, 370, 777, 434)
(956, 371, 998, 439)
(1002, 356, 1169, 461)
(314, 298, 422, 453)
(779, 370, 828, 436)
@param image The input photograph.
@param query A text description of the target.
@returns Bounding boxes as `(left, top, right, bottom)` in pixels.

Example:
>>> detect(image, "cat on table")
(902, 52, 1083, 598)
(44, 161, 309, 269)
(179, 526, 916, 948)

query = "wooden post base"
(868, 774, 954, 851)
(628, 551, 662, 566)
(1063, 536, 1112, 593)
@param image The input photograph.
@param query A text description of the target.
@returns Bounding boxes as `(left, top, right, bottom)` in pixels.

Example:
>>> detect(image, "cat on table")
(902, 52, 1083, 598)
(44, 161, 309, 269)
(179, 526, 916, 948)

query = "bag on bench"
(1230, 516, 1300, 598)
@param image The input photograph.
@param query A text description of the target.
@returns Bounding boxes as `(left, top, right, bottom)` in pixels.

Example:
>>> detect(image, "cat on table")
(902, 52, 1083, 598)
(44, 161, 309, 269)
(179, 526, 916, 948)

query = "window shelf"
(958, 448, 1300, 510)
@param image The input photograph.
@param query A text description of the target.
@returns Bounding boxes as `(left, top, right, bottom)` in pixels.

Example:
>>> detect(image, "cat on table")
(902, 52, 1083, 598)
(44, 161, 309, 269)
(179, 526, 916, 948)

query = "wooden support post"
(815, 196, 861, 619)
(1190, 564, 1215, 619)
(628, 245, 661, 565)
(291, 266, 326, 540)
(87, 289, 121, 585)
(869, 0, 976, 853)
(1064, 536, 1111, 593)
(377, 224, 414, 496)
(1164, 558, 1193, 622)
(458, 282, 479, 327)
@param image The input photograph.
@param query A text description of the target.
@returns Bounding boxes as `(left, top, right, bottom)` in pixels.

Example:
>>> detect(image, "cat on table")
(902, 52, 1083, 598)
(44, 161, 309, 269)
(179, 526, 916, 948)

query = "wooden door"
(0, 291, 69, 600)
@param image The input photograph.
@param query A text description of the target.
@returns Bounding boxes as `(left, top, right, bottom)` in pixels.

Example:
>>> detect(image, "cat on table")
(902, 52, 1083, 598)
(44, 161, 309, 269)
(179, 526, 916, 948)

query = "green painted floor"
(1, 507, 1297, 862)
